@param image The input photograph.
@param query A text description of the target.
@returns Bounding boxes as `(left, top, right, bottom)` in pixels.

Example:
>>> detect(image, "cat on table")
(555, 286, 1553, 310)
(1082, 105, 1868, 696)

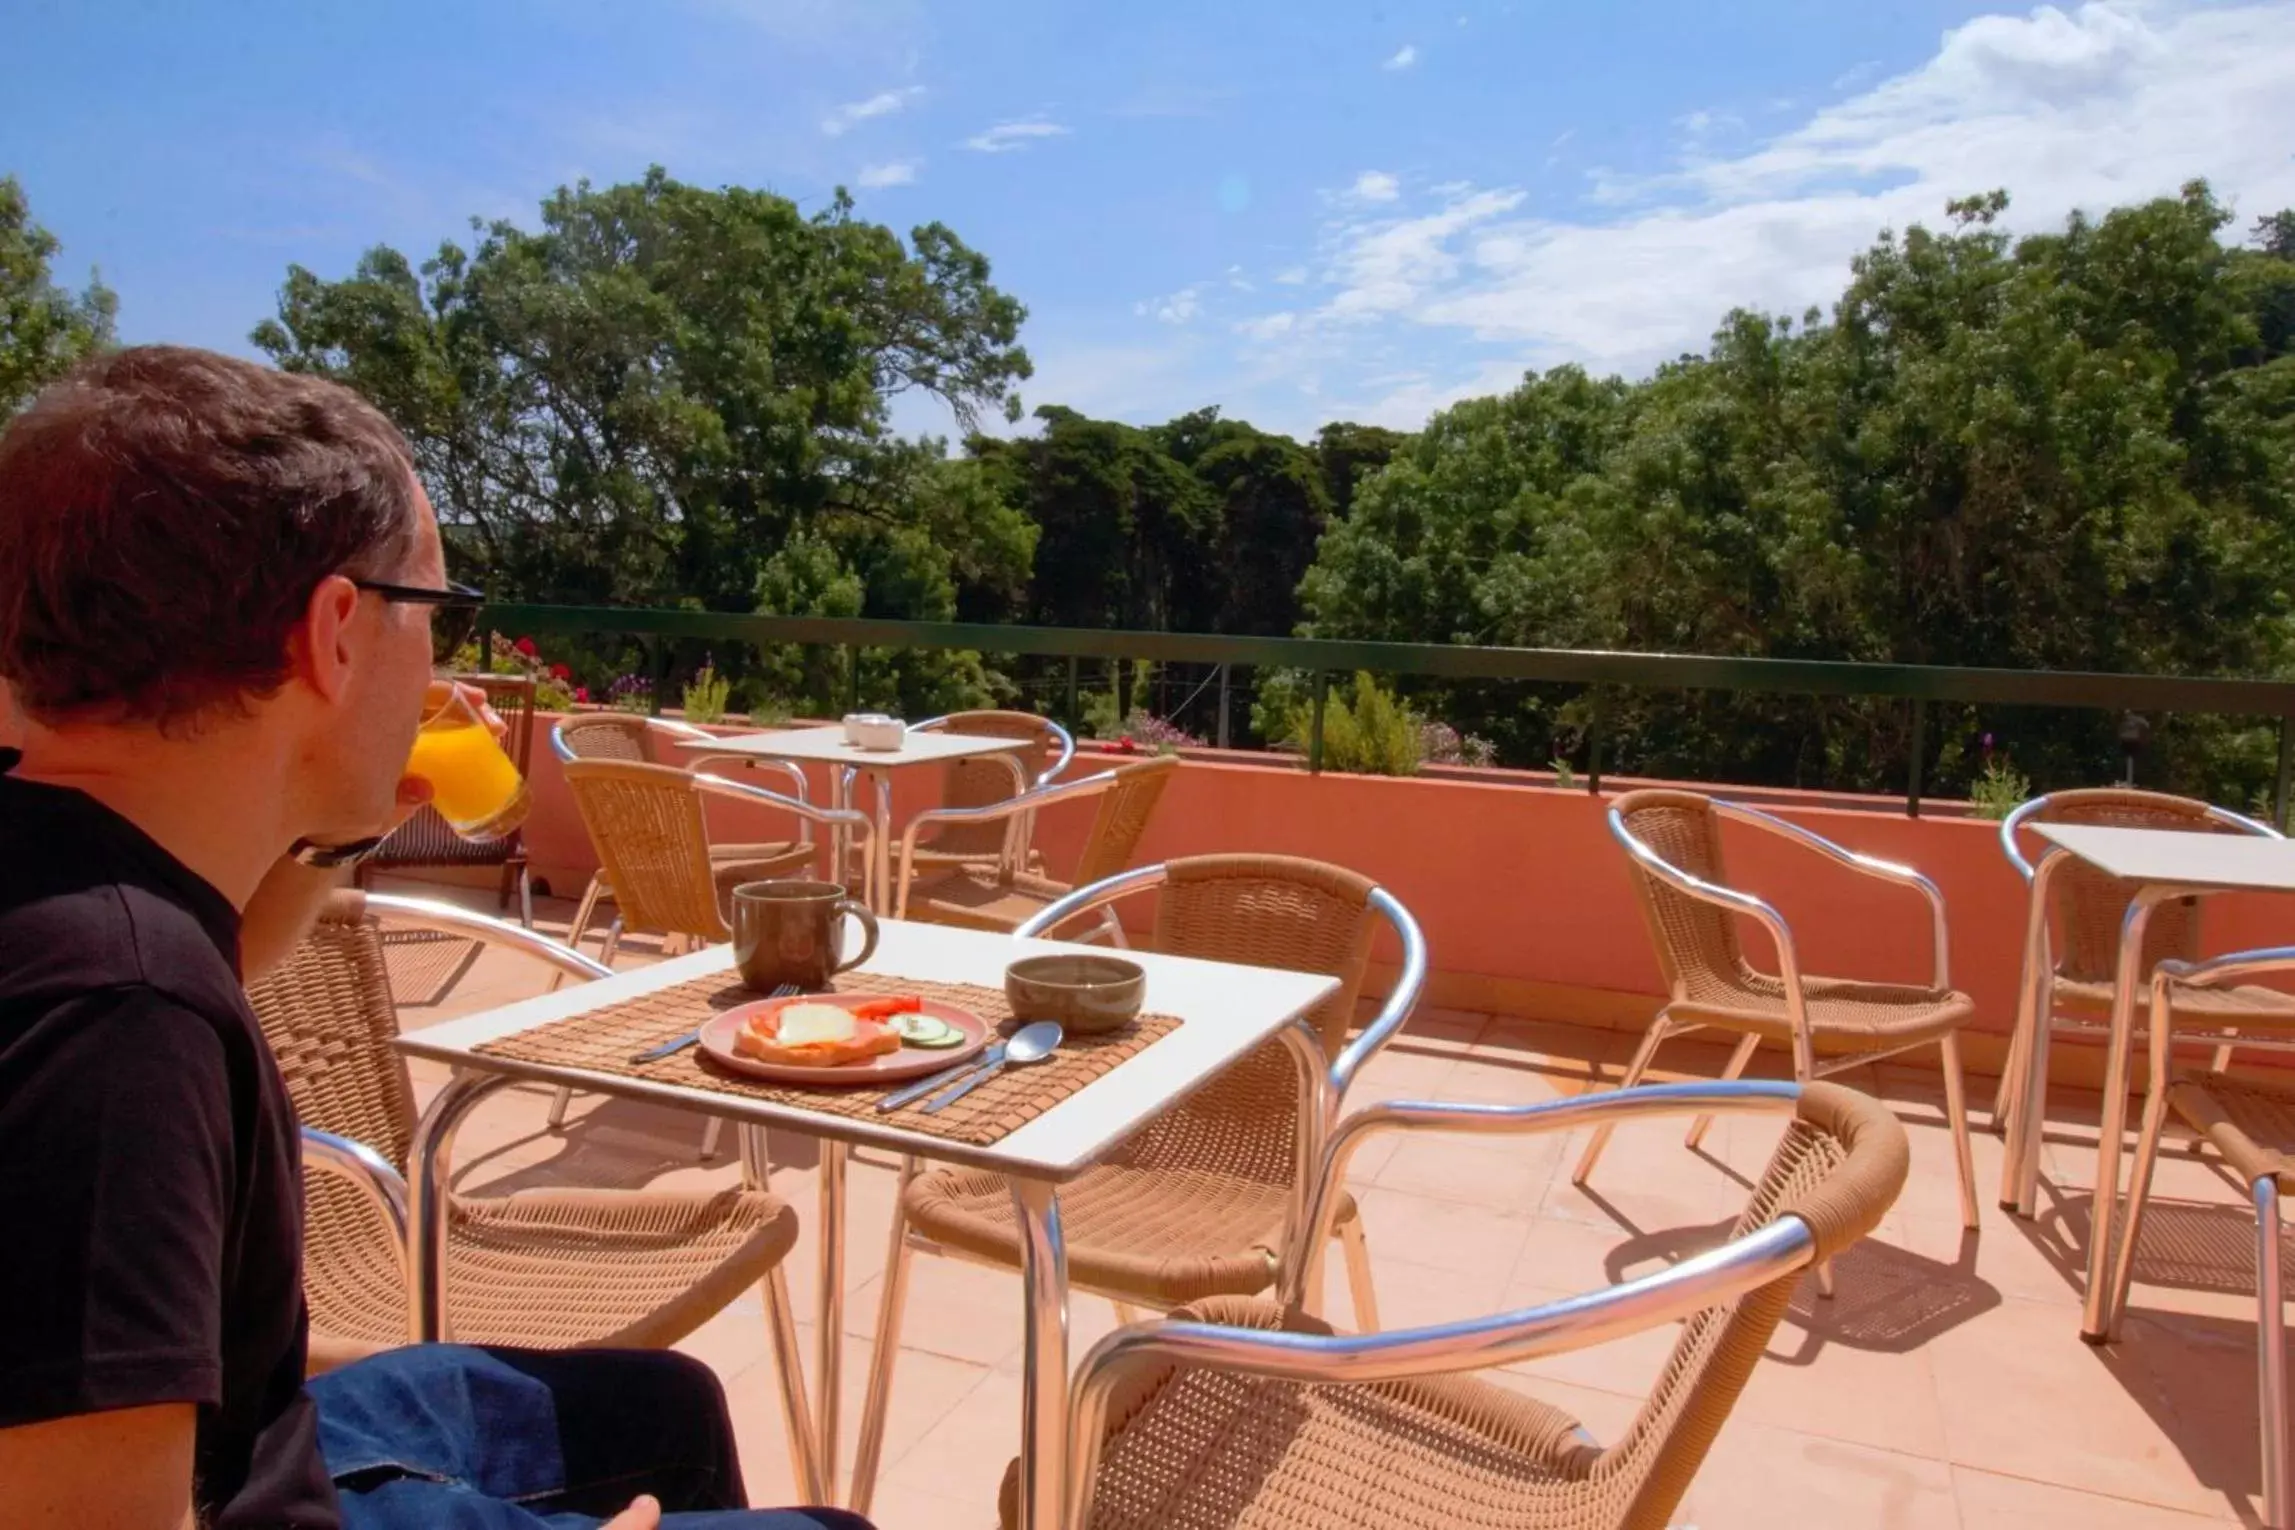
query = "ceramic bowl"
(1004, 953, 1146, 1035)
(842, 712, 904, 749)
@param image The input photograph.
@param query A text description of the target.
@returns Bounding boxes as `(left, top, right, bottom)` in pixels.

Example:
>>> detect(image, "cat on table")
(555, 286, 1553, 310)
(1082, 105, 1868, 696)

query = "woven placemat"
(474, 969, 1181, 1147)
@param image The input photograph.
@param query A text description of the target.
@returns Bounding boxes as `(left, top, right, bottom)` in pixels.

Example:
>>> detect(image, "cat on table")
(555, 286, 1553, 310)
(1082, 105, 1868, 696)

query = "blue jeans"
(310, 1344, 869, 1530)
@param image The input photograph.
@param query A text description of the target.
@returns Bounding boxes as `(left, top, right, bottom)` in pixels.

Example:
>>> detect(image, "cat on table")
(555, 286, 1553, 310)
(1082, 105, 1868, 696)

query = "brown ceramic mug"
(730, 880, 880, 991)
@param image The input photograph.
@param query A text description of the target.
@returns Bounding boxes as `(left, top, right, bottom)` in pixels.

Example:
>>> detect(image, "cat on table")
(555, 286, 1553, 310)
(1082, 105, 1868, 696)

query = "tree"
(254, 168, 1034, 713)
(1296, 184, 2295, 800)
(1312, 421, 1409, 520)
(1, 176, 115, 416)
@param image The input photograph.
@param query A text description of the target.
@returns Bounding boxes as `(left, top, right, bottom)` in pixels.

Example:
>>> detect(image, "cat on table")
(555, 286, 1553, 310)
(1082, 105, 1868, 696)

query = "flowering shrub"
(1969, 732, 2030, 820)
(681, 658, 732, 724)
(449, 632, 577, 710)
(608, 674, 654, 715)
(1109, 709, 1202, 756)
(1419, 720, 1497, 768)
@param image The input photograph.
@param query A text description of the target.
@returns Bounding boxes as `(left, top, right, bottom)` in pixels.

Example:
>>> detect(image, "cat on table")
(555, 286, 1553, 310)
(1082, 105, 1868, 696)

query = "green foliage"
(1, 176, 115, 416)
(1968, 755, 2032, 820)
(252, 169, 1032, 626)
(1550, 759, 1577, 790)
(1294, 673, 1424, 777)
(1298, 184, 2295, 803)
(680, 660, 731, 724)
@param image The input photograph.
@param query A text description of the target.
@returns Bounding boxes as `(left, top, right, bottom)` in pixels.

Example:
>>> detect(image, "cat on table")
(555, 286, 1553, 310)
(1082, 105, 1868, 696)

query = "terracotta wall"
(523, 719, 2295, 1047)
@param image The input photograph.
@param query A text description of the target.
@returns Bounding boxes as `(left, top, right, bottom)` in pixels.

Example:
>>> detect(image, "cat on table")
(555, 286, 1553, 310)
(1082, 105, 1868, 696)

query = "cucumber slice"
(891, 1013, 965, 1047)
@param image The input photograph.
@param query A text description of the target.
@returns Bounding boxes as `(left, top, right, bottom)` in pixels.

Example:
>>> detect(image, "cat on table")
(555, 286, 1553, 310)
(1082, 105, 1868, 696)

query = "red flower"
(1117, 734, 1139, 754)
(549, 662, 572, 681)
(514, 636, 539, 657)
(573, 686, 590, 703)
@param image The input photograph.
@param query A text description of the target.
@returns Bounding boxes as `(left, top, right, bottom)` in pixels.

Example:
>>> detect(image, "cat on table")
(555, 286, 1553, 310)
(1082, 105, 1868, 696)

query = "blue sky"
(7, 1, 2294, 440)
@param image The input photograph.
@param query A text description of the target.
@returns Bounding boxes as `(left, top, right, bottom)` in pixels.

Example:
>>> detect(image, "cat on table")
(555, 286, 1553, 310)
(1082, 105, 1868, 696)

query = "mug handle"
(832, 900, 881, 975)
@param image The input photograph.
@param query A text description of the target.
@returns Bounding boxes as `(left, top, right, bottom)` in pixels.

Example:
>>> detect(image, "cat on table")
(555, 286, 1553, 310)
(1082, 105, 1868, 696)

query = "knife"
(629, 983, 801, 1064)
(875, 1043, 1007, 1112)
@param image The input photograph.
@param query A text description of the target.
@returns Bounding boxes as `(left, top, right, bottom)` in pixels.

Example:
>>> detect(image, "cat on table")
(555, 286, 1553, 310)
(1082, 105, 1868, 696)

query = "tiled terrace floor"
(381, 878, 2281, 1528)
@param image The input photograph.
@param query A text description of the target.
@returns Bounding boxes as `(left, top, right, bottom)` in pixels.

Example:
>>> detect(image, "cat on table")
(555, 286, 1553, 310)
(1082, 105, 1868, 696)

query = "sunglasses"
(354, 578, 485, 656)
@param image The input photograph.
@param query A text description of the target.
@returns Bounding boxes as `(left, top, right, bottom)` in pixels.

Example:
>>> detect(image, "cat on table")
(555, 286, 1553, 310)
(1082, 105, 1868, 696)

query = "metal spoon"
(920, 1021, 1063, 1115)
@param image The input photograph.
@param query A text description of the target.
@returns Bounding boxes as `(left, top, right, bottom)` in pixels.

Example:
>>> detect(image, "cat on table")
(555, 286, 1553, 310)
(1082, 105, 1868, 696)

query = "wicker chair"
(251, 889, 820, 1497)
(2099, 947, 2295, 1528)
(850, 853, 1428, 1514)
(1994, 789, 2291, 1215)
(891, 754, 1178, 936)
(1578, 790, 1979, 1232)
(358, 673, 538, 925)
(998, 1078, 1908, 1530)
(550, 716, 816, 958)
(900, 711, 1075, 877)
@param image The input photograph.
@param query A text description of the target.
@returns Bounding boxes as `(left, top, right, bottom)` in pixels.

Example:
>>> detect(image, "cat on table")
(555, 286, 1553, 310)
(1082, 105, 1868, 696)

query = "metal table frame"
(395, 920, 1338, 1527)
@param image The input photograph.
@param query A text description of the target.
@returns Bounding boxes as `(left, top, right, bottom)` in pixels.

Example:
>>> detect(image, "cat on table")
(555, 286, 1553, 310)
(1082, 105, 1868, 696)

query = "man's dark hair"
(0, 345, 418, 729)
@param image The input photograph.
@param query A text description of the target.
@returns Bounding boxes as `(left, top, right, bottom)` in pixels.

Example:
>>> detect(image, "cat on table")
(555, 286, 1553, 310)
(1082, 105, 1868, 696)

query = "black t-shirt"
(0, 751, 339, 1526)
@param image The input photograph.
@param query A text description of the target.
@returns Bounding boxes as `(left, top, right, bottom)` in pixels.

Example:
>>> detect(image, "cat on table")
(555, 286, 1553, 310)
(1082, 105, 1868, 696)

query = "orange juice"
(407, 710, 530, 839)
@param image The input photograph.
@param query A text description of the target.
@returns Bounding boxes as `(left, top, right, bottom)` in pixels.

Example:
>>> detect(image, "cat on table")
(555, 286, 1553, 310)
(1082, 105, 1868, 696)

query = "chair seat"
(2053, 977, 2295, 1027)
(304, 1183, 798, 1361)
(903, 865, 1074, 933)
(1671, 971, 1974, 1054)
(905, 1166, 1356, 1308)
(2166, 1071, 2295, 1190)
(997, 1295, 1601, 1530)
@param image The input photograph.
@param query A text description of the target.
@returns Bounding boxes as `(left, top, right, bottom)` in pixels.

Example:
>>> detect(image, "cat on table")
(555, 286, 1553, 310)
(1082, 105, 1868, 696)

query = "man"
(0, 347, 866, 1530)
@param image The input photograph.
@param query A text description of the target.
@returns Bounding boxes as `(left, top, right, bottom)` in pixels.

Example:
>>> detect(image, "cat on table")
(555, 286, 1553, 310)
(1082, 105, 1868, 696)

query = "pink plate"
(697, 993, 992, 1086)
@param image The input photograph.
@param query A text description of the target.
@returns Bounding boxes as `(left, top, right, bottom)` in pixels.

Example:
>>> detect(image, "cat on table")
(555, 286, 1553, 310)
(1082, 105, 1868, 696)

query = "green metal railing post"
(2278, 715, 2292, 833)
(1308, 672, 1329, 774)
(846, 645, 861, 714)
(476, 627, 496, 674)
(1065, 656, 1079, 728)
(646, 637, 666, 716)
(1216, 664, 1232, 750)
(1586, 688, 1608, 795)
(1906, 698, 1927, 817)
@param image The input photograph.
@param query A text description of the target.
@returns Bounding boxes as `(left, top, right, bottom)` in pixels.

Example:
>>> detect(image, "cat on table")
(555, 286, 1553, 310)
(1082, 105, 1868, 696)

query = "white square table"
(677, 725, 1037, 912)
(396, 917, 1339, 1528)
(2010, 823, 2295, 1339)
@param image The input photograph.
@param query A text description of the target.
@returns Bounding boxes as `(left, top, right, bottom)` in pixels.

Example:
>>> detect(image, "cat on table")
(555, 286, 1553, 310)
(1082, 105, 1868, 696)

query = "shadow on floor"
(452, 1093, 730, 1196)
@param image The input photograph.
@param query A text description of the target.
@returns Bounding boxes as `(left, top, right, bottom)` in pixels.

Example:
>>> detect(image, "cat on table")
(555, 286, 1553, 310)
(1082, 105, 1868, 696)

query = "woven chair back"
(1072, 755, 1180, 889)
(928, 712, 1063, 857)
(558, 713, 661, 764)
(244, 892, 423, 1345)
(1094, 855, 1380, 1228)
(245, 891, 419, 1166)
(1585, 1083, 1905, 1526)
(370, 673, 536, 871)
(1612, 790, 1748, 1005)
(1152, 854, 1378, 1060)
(2015, 789, 2240, 983)
(562, 758, 730, 943)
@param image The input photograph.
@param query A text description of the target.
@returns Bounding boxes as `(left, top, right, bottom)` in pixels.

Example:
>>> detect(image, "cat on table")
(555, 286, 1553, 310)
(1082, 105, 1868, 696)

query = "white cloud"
(1235, 0, 2295, 428)
(821, 86, 923, 137)
(855, 160, 919, 188)
(1348, 170, 1402, 203)
(1274, 266, 1310, 285)
(1235, 311, 1298, 340)
(962, 118, 1071, 153)
(1383, 44, 1419, 70)
(1138, 286, 1203, 324)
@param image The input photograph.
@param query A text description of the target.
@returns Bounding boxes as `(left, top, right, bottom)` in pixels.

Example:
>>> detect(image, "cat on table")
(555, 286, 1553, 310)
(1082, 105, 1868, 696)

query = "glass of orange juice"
(406, 687, 530, 841)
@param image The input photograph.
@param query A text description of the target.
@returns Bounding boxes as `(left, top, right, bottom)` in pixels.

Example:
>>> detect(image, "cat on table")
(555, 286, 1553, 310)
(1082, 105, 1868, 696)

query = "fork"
(629, 982, 800, 1063)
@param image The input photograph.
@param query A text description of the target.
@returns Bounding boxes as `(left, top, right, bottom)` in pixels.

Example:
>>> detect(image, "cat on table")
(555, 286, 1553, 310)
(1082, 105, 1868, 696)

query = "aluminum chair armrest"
(1011, 864, 1169, 941)
(300, 1125, 411, 1279)
(1717, 802, 1952, 990)
(363, 892, 612, 983)
(892, 768, 1126, 916)
(1329, 887, 1428, 1099)
(1073, 1201, 1814, 1527)
(1611, 810, 1808, 998)
(2157, 945, 2295, 992)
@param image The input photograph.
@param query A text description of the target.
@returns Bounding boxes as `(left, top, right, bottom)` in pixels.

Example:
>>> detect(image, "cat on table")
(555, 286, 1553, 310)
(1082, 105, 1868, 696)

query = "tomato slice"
(847, 995, 924, 1021)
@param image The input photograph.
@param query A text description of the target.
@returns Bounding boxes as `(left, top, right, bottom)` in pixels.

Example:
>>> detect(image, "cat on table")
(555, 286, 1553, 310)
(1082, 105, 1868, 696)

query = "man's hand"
(602, 1494, 663, 1530)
